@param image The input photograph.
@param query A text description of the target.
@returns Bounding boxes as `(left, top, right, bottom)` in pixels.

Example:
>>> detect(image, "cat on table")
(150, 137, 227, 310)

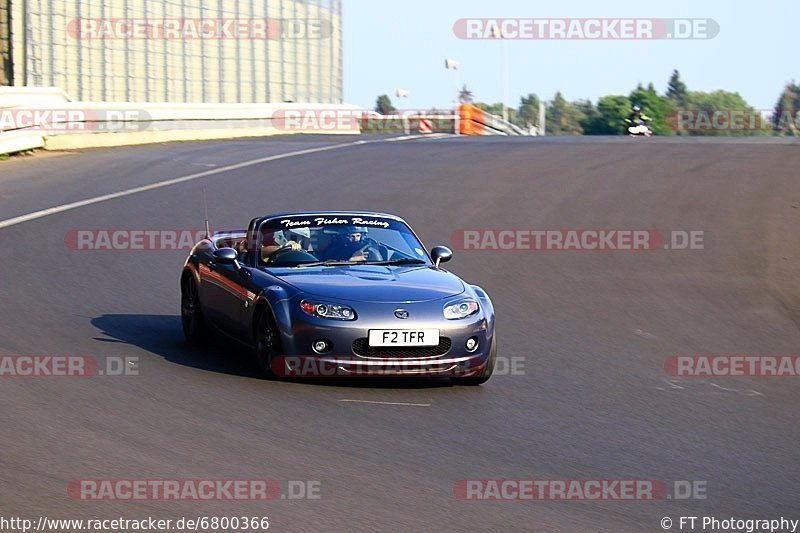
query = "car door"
(200, 253, 248, 337)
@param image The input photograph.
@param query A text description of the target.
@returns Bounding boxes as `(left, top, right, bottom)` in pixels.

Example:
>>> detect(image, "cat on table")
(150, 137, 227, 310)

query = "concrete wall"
(4, 0, 342, 103)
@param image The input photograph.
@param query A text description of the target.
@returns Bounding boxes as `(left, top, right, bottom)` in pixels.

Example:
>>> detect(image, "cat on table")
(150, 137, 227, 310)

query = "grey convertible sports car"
(180, 212, 496, 385)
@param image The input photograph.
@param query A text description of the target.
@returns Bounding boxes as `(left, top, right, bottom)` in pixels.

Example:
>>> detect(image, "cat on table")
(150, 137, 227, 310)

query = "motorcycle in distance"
(625, 117, 652, 137)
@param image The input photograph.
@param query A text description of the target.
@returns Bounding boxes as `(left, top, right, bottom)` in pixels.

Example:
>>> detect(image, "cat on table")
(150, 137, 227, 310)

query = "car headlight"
(443, 299, 479, 320)
(301, 300, 357, 321)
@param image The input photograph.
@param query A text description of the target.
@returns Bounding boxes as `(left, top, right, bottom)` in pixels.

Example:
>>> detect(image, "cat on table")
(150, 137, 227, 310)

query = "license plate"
(368, 329, 440, 347)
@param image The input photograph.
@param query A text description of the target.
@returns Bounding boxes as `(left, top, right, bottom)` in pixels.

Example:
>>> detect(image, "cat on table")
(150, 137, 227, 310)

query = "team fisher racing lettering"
(279, 217, 392, 229)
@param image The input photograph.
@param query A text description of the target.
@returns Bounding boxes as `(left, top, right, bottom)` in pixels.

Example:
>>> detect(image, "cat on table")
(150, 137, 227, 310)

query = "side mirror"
(213, 248, 241, 269)
(430, 246, 453, 268)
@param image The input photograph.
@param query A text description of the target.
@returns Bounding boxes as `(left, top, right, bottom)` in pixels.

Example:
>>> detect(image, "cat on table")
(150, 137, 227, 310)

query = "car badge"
(394, 310, 410, 319)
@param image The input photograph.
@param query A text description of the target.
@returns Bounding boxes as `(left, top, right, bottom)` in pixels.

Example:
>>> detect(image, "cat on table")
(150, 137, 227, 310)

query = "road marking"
(0, 135, 434, 231)
(338, 399, 431, 407)
(703, 382, 739, 393)
(659, 380, 765, 398)
(662, 378, 684, 390)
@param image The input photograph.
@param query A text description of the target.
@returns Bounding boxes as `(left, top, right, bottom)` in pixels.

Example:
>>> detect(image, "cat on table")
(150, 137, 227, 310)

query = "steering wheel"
(352, 238, 387, 262)
(264, 244, 306, 265)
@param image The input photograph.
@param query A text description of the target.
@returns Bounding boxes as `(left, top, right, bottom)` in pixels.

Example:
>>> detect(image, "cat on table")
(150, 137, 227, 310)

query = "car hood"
(272, 265, 466, 303)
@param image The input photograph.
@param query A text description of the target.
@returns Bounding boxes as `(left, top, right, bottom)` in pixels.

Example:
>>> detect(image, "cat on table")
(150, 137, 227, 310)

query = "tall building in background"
(0, 0, 343, 103)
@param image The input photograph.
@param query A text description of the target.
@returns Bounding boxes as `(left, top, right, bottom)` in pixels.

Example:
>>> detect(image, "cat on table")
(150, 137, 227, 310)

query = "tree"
(546, 92, 583, 135)
(582, 95, 631, 135)
(677, 90, 765, 136)
(517, 93, 541, 129)
(773, 83, 800, 135)
(666, 70, 688, 107)
(458, 84, 474, 104)
(475, 102, 502, 115)
(574, 99, 598, 130)
(475, 102, 518, 124)
(375, 94, 396, 115)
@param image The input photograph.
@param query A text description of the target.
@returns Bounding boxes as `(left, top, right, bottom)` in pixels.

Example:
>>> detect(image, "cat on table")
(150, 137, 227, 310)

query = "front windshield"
(257, 215, 430, 268)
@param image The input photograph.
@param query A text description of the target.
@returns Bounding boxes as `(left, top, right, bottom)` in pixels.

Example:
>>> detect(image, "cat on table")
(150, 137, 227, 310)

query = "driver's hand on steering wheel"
(349, 249, 368, 262)
(261, 241, 302, 262)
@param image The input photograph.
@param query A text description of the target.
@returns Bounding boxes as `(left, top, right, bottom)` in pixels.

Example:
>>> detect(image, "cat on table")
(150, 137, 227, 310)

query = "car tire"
(452, 335, 496, 386)
(181, 273, 208, 344)
(254, 307, 280, 378)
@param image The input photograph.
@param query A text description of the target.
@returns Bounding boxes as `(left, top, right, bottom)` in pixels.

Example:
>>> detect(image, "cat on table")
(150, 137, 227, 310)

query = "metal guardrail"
(457, 104, 529, 136)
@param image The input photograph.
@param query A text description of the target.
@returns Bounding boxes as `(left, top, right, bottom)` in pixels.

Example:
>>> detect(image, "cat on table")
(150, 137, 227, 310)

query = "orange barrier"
(458, 104, 487, 135)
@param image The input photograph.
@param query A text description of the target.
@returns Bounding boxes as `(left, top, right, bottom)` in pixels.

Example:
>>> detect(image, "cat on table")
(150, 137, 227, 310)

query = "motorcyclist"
(626, 105, 652, 136)
(627, 105, 651, 125)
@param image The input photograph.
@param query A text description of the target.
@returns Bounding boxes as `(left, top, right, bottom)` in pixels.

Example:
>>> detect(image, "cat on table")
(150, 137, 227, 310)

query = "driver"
(261, 227, 311, 262)
(319, 226, 370, 262)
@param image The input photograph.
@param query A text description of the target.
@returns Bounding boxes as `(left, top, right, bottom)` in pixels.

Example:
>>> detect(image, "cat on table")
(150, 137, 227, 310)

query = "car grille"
(351, 338, 452, 358)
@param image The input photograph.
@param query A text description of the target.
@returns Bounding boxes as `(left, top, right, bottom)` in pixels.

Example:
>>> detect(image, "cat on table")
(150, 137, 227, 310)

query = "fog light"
(313, 340, 332, 354)
(466, 337, 479, 353)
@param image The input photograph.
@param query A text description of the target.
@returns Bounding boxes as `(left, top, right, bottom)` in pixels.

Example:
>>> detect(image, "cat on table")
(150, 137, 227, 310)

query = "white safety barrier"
(0, 87, 73, 108)
(0, 129, 45, 156)
(0, 87, 364, 155)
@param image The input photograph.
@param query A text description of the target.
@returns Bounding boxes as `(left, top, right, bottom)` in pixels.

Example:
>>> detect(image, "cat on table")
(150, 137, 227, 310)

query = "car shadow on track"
(90, 314, 455, 389)
(91, 314, 261, 379)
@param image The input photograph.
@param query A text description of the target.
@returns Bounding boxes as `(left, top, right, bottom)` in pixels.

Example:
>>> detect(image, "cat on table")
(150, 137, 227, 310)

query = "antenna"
(203, 187, 211, 239)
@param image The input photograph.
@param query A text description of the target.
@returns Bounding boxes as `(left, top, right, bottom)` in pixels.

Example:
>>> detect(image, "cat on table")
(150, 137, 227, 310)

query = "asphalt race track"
(1, 135, 799, 531)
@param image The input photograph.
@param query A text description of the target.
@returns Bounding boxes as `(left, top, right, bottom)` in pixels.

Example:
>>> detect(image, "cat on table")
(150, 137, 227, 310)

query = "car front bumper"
(274, 297, 494, 378)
